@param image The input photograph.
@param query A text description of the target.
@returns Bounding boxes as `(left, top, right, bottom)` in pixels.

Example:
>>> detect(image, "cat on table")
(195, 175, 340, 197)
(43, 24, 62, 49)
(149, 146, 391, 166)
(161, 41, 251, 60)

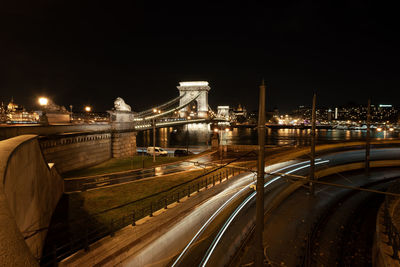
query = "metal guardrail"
(39, 161, 255, 266)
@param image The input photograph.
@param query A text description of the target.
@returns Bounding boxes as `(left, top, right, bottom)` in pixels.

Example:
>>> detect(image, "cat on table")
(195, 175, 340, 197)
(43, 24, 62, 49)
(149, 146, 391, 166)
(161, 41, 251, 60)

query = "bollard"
(219, 173, 222, 183)
(150, 203, 153, 217)
(213, 175, 215, 186)
(188, 186, 191, 197)
(205, 178, 208, 189)
(165, 198, 168, 209)
(132, 210, 136, 226)
(177, 192, 180, 203)
(197, 182, 200, 192)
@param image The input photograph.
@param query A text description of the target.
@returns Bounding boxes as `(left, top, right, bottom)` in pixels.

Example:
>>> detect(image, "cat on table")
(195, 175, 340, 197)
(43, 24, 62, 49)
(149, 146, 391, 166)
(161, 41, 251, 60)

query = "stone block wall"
(112, 131, 137, 158)
(39, 132, 112, 173)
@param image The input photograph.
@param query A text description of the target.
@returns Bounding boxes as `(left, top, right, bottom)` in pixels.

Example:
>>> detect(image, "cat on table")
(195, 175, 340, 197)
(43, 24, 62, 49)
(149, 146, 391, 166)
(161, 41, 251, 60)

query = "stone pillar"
(112, 131, 137, 158)
(108, 110, 137, 158)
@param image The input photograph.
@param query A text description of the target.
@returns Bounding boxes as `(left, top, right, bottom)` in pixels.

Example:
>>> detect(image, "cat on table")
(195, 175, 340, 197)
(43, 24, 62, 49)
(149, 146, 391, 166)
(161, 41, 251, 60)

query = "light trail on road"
(172, 159, 325, 267)
(199, 160, 330, 267)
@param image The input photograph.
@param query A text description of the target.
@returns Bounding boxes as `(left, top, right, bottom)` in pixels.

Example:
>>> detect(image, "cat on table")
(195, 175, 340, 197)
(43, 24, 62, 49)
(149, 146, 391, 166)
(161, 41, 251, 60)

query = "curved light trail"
(199, 160, 330, 267)
(172, 159, 324, 267)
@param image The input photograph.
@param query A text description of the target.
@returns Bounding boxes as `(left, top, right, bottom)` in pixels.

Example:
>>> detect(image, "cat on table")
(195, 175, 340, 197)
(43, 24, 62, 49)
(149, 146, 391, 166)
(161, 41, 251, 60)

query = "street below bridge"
(59, 146, 400, 267)
(183, 148, 400, 267)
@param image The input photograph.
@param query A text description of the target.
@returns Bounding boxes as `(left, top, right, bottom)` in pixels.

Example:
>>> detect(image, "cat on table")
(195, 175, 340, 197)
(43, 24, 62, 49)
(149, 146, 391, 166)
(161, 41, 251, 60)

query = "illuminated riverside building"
(0, 98, 39, 124)
(291, 104, 399, 123)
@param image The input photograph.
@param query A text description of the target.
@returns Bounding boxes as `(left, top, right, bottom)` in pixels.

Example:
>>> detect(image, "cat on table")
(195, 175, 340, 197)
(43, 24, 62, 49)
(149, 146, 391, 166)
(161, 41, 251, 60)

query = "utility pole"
(366, 99, 371, 176)
(310, 92, 316, 195)
(255, 80, 266, 267)
(186, 123, 189, 153)
(153, 118, 156, 163)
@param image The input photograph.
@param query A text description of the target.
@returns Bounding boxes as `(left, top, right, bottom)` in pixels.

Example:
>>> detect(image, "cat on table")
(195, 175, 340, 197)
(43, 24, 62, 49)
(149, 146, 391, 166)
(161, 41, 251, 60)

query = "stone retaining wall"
(39, 132, 112, 173)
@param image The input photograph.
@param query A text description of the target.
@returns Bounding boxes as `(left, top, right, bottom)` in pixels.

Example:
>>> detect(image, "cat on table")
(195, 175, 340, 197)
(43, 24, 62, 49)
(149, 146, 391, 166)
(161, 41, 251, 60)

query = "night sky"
(1, 1, 399, 113)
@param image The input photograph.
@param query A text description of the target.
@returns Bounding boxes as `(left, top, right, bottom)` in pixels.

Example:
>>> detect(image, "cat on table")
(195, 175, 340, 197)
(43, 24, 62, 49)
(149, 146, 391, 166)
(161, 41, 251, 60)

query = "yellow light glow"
(187, 116, 191, 120)
(38, 97, 49, 106)
(225, 128, 230, 132)
(85, 106, 91, 112)
(214, 128, 219, 132)
(389, 128, 394, 131)
(377, 127, 382, 132)
(153, 108, 157, 113)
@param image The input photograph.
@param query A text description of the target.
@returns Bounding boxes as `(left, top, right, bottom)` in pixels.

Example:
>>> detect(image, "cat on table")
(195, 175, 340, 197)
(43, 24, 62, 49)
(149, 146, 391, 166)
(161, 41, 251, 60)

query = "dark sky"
(1, 1, 399, 113)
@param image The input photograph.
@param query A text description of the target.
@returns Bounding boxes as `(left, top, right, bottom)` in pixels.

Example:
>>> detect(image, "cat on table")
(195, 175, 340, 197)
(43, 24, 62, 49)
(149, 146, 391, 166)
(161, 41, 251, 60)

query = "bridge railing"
(39, 160, 256, 266)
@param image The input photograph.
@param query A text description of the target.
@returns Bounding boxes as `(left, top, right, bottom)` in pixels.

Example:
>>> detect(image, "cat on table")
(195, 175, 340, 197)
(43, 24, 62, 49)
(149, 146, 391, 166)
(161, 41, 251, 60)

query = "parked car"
(147, 147, 168, 156)
(174, 149, 193, 157)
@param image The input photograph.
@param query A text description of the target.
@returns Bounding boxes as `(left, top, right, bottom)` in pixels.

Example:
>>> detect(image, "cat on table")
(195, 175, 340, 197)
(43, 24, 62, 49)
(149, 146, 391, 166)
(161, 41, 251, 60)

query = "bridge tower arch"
(177, 81, 211, 118)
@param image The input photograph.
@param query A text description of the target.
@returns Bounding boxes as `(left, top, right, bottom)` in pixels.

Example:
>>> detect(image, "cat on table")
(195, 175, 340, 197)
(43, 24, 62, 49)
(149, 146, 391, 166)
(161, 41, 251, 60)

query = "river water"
(136, 123, 400, 148)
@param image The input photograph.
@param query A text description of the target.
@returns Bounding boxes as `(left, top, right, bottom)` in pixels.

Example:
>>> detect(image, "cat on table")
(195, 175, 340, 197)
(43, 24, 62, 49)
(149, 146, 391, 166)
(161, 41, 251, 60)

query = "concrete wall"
(0, 135, 64, 264)
(40, 132, 112, 173)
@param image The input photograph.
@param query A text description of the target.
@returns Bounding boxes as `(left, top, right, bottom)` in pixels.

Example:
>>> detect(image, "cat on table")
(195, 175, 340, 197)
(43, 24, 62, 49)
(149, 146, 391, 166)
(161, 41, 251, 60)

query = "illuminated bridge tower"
(177, 81, 211, 118)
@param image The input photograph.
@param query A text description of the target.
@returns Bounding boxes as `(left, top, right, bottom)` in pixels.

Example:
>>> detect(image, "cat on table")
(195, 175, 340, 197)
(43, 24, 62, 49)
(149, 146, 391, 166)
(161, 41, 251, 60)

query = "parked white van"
(146, 147, 168, 156)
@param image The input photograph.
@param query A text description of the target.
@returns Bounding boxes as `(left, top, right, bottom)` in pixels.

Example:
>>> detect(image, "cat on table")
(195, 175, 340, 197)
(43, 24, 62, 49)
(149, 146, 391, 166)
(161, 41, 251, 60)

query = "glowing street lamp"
(84, 106, 92, 112)
(38, 97, 49, 106)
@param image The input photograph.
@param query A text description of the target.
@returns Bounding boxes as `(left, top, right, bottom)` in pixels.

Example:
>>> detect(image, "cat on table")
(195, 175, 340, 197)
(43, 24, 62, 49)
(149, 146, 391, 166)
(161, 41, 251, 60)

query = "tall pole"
(186, 123, 189, 153)
(255, 80, 266, 267)
(366, 99, 371, 176)
(153, 118, 156, 163)
(310, 92, 316, 195)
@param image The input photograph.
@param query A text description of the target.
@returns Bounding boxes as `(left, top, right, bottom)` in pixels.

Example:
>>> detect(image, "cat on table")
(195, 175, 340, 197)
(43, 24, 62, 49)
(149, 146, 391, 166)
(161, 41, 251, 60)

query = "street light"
(38, 97, 49, 125)
(152, 109, 157, 162)
(69, 105, 73, 123)
(186, 116, 191, 153)
(38, 97, 49, 107)
(84, 106, 92, 124)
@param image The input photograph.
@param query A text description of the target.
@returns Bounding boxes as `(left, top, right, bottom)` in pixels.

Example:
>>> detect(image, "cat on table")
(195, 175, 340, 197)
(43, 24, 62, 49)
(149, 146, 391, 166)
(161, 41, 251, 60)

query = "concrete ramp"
(0, 135, 64, 264)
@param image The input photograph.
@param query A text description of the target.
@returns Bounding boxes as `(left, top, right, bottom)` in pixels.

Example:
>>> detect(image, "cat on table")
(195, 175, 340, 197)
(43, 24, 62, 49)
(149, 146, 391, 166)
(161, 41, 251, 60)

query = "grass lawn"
(66, 164, 244, 232)
(63, 154, 198, 178)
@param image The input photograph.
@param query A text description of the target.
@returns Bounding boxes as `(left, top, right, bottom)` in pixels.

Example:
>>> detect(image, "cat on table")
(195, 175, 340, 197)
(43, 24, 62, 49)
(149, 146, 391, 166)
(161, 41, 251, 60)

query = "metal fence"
(40, 161, 255, 266)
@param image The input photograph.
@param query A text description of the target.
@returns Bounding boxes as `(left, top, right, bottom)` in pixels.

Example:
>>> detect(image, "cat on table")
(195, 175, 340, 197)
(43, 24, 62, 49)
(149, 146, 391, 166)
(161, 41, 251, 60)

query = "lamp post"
(310, 92, 316, 195)
(186, 116, 191, 153)
(69, 105, 73, 123)
(366, 99, 371, 176)
(84, 106, 92, 123)
(152, 108, 157, 163)
(38, 97, 49, 125)
(254, 80, 266, 267)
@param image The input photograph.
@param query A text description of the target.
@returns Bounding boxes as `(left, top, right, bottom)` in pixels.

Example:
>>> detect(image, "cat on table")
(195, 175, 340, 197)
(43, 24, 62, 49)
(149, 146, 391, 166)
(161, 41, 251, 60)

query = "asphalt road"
(172, 148, 400, 267)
